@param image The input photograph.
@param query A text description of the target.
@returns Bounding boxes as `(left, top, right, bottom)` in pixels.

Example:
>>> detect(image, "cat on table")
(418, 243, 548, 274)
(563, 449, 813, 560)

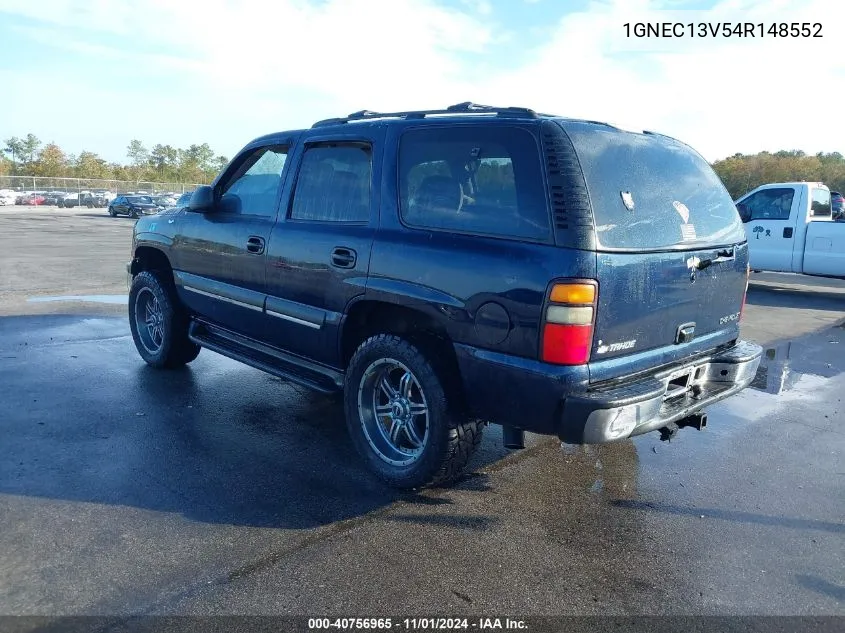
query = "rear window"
(561, 122, 746, 250)
(398, 126, 550, 241)
(811, 187, 831, 218)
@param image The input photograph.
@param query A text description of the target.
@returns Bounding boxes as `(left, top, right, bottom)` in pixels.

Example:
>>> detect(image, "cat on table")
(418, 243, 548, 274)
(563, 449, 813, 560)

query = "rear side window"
(562, 122, 746, 250)
(398, 126, 550, 241)
(290, 144, 371, 223)
(738, 188, 794, 221)
(811, 188, 831, 218)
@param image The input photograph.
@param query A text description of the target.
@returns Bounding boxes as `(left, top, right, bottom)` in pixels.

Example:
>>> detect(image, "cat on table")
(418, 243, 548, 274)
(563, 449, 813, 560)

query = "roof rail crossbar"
(311, 102, 540, 127)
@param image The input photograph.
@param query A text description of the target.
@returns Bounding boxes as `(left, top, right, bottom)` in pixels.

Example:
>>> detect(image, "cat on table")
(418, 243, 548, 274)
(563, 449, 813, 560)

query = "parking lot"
(1, 206, 843, 619)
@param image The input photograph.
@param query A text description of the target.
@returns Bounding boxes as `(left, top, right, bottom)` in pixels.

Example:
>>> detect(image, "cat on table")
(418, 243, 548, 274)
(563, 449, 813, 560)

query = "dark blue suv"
(126, 102, 763, 489)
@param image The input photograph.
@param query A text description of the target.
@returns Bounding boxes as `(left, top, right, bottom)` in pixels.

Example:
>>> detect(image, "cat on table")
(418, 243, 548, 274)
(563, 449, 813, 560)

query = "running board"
(188, 319, 344, 393)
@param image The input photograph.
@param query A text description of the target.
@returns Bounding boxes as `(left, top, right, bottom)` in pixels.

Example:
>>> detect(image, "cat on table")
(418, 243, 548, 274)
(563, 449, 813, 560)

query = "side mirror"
(188, 185, 215, 212)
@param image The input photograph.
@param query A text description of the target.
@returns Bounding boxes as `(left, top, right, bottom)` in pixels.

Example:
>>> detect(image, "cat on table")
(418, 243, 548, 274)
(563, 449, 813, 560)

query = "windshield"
(560, 121, 747, 251)
(127, 196, 152, 204)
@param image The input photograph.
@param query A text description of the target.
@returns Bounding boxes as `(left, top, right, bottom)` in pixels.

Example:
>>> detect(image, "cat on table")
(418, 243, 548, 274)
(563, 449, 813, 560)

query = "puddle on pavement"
(749, 341, 820, 394)
(27, 294, 127, 305)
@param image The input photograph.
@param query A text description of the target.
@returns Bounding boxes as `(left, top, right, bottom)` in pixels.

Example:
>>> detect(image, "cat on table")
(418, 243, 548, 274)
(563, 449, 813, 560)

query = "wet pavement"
(0, 207, 843, 618)
(1, 303, 843, 617)
(0, 206, 132, 318)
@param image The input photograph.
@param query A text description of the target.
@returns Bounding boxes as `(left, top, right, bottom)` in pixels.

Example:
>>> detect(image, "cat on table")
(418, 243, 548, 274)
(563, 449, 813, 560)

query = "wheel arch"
(340, 299, 467, 414)
(130, 244, 174, 280)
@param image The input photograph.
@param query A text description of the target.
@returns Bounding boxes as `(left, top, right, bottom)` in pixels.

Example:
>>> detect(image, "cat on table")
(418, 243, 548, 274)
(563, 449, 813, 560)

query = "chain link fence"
(0, 175, 205, 198)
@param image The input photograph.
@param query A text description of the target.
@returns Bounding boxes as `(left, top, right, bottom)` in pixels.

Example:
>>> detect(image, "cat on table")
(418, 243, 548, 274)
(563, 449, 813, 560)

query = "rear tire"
(344, 334, 483, 489)
(128, 271, 200, 369)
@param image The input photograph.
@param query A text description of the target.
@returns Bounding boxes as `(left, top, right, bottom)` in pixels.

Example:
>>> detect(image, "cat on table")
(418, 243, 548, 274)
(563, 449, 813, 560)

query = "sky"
(0, 0, 842, 164)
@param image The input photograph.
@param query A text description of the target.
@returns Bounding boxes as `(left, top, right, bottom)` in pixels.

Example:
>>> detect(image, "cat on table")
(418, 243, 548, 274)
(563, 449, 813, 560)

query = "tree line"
(1, 134, 228, 185)
(2, 133, 844, 198)
(712, 150, 845, 199)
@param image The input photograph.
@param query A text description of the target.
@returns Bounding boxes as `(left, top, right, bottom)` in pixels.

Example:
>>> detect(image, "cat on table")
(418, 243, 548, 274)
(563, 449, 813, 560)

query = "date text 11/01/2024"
(623, 22, 823, 38)
(308, 618, 527, 630)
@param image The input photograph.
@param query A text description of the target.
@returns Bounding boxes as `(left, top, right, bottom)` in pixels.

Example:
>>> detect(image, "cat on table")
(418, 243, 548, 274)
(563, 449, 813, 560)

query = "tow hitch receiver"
(659, 413, 708, 441)
(678, 412, 708, 431)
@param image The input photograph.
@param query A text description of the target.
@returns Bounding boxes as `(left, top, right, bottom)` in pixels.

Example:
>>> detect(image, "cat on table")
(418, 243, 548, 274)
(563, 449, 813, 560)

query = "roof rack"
(311, 102, 543, 127)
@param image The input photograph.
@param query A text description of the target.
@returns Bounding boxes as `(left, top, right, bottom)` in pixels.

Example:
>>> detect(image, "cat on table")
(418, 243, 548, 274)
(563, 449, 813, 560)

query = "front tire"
(128, 271, 200, 369)
(344, 334, 483, 489)
(108, 206, 116, 217)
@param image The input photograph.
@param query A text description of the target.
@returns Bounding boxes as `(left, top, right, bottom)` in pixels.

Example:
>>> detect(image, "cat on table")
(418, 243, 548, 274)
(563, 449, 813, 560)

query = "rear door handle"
(331, 247, 357, 269)
(246, 236, 265, 254)
(713, 247, 735, 263)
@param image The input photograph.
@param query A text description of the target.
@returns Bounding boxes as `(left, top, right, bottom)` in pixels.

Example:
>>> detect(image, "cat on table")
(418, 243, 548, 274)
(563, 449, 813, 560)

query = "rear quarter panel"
(370, 123, 596, 361)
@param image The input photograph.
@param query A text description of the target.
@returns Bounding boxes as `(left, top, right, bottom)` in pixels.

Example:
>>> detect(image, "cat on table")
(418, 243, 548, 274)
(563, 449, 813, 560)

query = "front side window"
(219, 145, 288, 216)
(289, 143, 372, 223)
(398, 126, 549, 241)
(738, 188, 794, 221)
(811, 188, 831, 218)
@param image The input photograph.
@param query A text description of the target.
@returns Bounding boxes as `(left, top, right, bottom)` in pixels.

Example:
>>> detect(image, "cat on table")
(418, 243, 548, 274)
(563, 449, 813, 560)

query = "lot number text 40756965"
(307, 618, 528, 630)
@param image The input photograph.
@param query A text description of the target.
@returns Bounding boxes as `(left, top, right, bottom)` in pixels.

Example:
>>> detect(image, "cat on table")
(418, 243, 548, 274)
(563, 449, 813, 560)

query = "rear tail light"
(541, 281, 597, 365)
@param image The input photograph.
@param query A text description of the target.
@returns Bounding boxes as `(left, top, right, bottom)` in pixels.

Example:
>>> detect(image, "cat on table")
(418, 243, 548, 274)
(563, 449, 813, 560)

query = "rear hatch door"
(559, 121, 749, 378)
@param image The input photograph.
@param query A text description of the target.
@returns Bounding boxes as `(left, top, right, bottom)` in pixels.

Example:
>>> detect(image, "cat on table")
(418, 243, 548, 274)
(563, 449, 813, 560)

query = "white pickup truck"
(736, 182, 844, 278)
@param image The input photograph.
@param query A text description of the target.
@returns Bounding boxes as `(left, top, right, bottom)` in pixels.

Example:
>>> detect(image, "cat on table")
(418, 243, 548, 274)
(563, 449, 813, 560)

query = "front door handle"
(331, 247, 357, 269)
(247, 236, 265, 254)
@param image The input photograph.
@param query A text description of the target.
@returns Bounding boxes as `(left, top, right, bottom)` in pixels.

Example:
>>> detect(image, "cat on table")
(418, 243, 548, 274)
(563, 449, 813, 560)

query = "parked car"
(0, 189, 20, 206)
(736, 182, 844, 277)
(42, 191, 67, 205)
(126, 102, 763, 489)
(153, 195, 178, 209)
(108, 195, 159, 218)
(831, 191, 844, 220)
(172, 191, 194, 210)
(87, 190, 115, 207)
(57, 191, 94, 208)
(0, 189, 20, 205)
(21, 193, 46, 206)
(56, 193, 74, 208)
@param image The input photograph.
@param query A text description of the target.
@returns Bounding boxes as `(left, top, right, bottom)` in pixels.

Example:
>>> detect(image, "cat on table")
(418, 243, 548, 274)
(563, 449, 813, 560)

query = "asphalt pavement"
(0, 206, 843, 624)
